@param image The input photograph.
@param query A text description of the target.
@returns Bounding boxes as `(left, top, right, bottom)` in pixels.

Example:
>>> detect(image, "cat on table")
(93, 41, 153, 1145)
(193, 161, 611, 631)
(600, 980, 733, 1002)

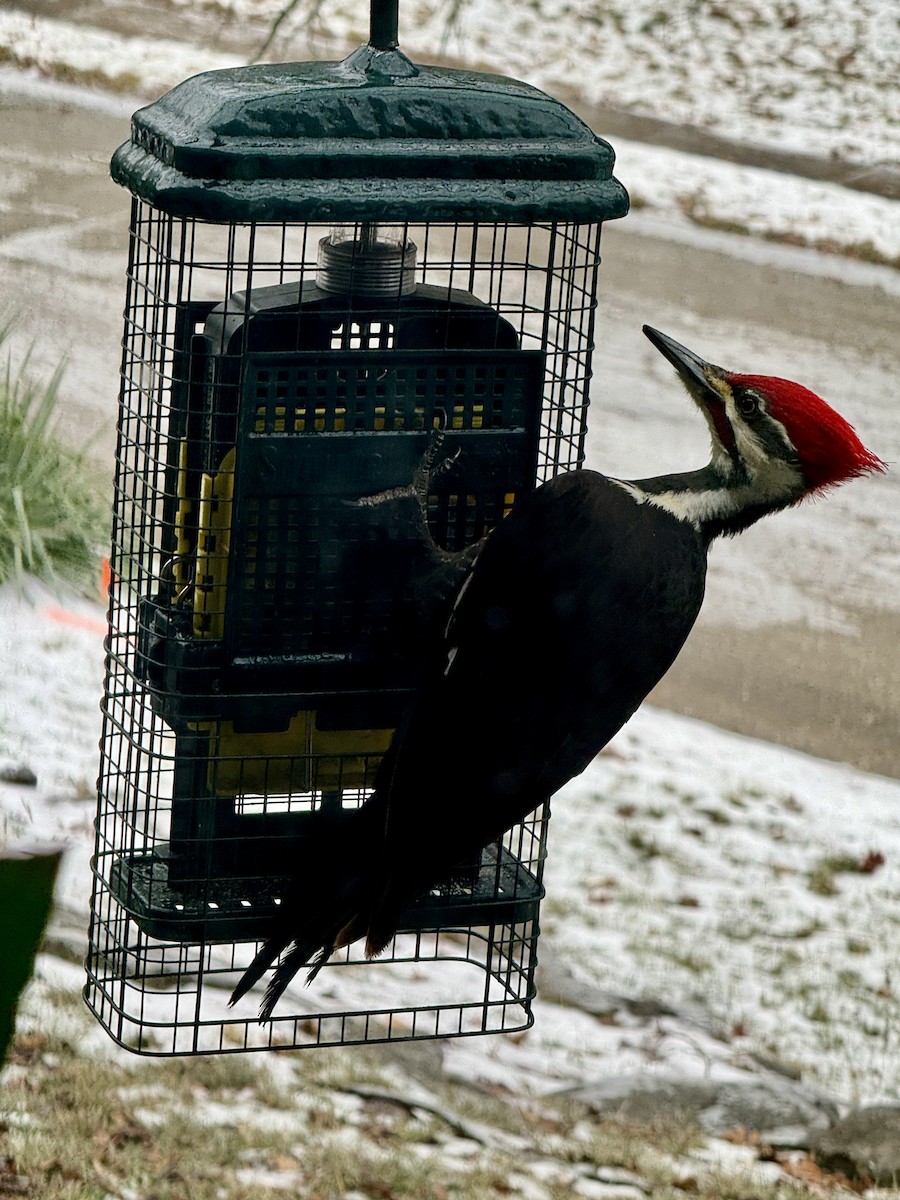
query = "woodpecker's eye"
(737, 392, 760, 418)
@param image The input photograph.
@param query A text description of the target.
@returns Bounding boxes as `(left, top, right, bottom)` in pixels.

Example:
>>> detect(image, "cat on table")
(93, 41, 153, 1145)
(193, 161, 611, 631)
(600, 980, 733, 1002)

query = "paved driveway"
(2, 71, 897, 776)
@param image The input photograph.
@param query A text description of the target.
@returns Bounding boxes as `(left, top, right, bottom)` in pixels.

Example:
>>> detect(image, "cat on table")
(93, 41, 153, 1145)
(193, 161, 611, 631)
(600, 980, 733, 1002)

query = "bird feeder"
(85, 1, 628, 1055)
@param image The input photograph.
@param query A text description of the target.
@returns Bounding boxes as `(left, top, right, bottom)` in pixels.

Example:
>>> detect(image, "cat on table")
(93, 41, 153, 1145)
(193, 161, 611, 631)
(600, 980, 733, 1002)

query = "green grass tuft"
(0, 326, 105, 592)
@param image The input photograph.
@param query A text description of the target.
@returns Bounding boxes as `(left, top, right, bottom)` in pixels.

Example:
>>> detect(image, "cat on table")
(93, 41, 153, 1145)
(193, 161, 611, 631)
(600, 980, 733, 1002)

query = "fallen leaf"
(7, 1034, 49, 1066)
(861, 850, 885, 873)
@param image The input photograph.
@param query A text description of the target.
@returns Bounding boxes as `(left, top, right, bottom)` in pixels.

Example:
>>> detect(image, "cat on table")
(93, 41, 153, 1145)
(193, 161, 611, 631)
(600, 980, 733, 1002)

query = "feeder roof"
(111, 44, 629, 224)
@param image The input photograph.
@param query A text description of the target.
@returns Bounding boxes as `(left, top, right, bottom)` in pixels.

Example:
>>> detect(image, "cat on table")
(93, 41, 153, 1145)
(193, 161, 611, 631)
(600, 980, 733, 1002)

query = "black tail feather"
(228, 931, 292, 1009)
(230, 864, 374, 1019)
(255, 894, 365, 1021)
(258, 936, 335, 1022)
(252, 880, 373, 1021)
(227, 802, 389, 1020)
(306, 942, 336, 985)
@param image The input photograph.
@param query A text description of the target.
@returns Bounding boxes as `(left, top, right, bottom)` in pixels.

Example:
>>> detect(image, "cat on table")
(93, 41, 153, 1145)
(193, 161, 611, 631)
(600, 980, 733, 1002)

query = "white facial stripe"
(612, 477, 734, 529)
(610, 479, 647, 504)
(725, 395, 803, 490)
(640, 461, 805, 529)
(642, 487, 740, 530)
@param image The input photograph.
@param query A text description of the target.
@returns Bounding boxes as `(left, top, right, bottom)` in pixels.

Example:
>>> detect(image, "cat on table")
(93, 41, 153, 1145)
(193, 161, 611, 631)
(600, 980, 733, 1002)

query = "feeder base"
(108, 841, 543, 942)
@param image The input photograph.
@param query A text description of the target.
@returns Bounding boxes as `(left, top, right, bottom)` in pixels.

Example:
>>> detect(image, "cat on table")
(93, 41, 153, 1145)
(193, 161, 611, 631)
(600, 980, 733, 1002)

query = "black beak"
(643, 325, 738, 456)
(642, 325, 721, 395)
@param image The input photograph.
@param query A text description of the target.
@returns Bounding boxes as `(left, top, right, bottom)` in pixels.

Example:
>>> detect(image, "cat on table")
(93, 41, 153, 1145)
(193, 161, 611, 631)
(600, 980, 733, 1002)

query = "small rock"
(536, 947, 676, 1020)
(697, 1079, 837, 1146)
(810, 1104, 900, 1185)
(560, 1074, 838, 1148)
(562, 1074, 717, 1124)
(0, 764, 37, 787)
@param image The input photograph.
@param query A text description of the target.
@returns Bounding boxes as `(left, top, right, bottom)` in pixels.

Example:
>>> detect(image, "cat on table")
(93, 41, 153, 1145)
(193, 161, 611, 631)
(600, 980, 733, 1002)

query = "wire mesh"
(86, 202, 604, 1054)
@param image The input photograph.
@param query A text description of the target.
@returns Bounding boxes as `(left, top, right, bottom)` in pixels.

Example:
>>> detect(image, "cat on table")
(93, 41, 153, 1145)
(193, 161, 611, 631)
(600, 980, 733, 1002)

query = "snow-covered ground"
(3, 579, 900, 1113)
(1, 1, 899, 267)
(357, 0, 900, 168)
(1, 5, 899, 1187)
(8, 0, 896, 167)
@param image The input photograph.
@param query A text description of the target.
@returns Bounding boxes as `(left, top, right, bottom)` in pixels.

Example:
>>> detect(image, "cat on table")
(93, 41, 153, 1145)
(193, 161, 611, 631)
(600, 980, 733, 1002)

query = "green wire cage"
(84, 1, 628, 1055)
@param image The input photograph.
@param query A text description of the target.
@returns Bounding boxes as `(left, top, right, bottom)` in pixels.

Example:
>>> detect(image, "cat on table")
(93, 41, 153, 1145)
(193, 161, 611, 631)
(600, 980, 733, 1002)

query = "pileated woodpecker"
(231, 325, 885, 1019)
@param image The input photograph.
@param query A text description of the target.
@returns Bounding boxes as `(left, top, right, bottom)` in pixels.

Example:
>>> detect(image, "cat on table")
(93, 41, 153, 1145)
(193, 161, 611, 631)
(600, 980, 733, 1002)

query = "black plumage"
(231, 325, 884, 1019)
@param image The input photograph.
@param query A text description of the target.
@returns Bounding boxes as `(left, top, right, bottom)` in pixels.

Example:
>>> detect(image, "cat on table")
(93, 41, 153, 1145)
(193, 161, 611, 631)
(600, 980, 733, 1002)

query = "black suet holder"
(85, 0, 628, 1055)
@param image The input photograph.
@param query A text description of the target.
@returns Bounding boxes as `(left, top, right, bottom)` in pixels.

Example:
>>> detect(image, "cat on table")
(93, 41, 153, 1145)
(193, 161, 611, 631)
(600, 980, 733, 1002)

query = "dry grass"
(0, 971, 864, 1200)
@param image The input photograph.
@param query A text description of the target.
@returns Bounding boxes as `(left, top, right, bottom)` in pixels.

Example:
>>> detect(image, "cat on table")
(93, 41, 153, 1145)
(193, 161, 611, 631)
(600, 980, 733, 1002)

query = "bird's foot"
(350, 428, 460, 516)
(412, 427, 461, 508)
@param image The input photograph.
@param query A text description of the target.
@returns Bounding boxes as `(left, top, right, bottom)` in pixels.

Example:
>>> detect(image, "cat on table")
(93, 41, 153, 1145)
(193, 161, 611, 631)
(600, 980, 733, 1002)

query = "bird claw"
(349, 428, 460, 512)
(413, 427, 460, 500)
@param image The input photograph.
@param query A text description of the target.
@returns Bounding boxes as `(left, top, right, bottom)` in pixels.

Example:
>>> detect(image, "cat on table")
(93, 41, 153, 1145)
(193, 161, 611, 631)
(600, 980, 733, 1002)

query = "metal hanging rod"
(370, 0, 400, 49)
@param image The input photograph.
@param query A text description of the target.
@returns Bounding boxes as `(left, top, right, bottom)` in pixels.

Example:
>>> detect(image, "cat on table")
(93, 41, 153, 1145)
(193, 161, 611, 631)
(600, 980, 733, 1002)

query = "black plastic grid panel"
(227, 348, 544, 661)
(249, 354, 537, 434)
(86, 204, 604, 1055)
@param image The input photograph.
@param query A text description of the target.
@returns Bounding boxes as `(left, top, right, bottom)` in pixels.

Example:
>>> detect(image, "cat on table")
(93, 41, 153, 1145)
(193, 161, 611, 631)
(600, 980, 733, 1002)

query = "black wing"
(235, 469, 709, 1011)
(361, 469, 708, 950)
